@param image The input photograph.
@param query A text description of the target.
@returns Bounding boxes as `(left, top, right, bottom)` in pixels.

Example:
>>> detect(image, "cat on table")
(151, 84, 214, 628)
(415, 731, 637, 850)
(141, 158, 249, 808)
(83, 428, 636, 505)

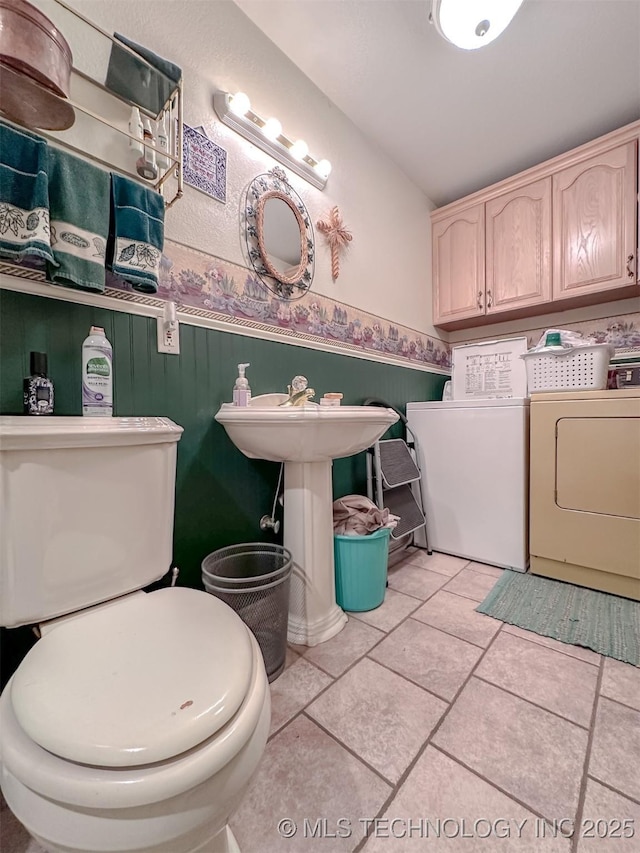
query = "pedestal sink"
(215, 395, 399, 645)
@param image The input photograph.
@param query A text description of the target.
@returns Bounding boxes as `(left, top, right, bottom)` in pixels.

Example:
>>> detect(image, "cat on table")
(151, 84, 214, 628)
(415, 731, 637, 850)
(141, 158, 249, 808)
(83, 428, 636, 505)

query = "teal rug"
(476, 572, 640, 666)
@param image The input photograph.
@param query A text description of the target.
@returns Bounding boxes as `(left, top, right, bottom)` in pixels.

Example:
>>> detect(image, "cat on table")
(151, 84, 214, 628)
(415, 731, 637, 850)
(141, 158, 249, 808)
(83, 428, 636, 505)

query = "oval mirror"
(257, 191, 308, 285)
(261, 196, 304, 277)
(245, 168, 315, 301)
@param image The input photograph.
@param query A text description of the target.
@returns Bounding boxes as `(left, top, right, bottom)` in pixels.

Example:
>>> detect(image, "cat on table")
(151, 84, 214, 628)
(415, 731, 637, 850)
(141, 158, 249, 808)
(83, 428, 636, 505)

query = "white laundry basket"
(521, 344, 614, 393)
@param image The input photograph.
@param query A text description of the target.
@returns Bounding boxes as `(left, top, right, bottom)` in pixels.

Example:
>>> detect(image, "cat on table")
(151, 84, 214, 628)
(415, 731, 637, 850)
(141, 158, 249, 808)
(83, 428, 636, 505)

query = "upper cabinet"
(432, 204, 484, 324)
(485, 177, 552, 317)
(553, 142, 637, 300)
(432, 122, 639, 330)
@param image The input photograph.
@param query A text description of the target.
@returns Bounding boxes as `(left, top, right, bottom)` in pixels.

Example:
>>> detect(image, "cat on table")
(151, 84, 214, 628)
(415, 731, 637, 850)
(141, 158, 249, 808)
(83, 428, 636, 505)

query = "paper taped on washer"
(451, 337, 528, 400)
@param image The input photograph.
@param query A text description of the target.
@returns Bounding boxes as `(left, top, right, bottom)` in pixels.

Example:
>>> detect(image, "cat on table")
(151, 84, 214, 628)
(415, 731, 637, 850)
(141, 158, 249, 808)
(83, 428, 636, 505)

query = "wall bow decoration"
(317, 206, 352, 281)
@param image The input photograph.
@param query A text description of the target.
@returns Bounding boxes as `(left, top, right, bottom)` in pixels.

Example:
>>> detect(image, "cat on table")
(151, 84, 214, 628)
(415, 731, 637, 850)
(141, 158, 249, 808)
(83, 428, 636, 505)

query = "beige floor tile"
(387, 564, 449, 600)
(600, 657, 640, 711)
(503, 624, 601, 665)
(269, 657, 333, 736)
(349, 587, 421, 633)
(433, 677, 588, 821)
(307, 657, 446, 783)
(285, 646, 300, 668)
(577, 779, 640, 852)
(444, 568, 501, 603)
(301, 617, 385, 677)
(403, 550, 470, 576)
(589, 697, 640, 801)
(364, 747, 570, 852)
(230, 714, 391, 853)
(475, 632, 598, 727)
(413, 590, 502, 647)
(388, 546, 421, 568)
(370, 618, 482, 701)
(467, 561, 505, 578)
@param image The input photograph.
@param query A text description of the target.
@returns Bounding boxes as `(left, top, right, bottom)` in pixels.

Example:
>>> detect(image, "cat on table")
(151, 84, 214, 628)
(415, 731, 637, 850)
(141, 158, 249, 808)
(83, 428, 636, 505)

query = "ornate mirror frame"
(245, 168, 315, 301)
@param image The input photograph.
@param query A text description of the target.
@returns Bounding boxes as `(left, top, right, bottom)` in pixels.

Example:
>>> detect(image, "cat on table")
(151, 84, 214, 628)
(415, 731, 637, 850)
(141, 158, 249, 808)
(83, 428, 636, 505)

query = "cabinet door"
(553, 141, 637, 299)
(432, 204, 485, 325)
(485, 177, 552, 315)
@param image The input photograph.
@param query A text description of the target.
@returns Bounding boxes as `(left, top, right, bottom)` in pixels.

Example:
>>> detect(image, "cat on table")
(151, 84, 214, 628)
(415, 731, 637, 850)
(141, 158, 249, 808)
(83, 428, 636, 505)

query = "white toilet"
(0, 416, 270, 853)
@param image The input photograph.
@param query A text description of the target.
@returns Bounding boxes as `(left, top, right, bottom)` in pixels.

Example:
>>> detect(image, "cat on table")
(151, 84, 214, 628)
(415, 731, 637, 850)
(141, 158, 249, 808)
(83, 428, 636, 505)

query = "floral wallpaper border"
(3, 236, 639, 370)
(459, 314, 640, 355)
(107, 239, 453, 371)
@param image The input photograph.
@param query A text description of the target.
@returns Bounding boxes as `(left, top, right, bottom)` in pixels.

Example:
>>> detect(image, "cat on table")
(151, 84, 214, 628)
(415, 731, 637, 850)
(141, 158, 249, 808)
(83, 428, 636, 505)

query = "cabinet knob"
(627, 254, 635, 279)
(477, 291, 483, 310)
(486, 289, 493, 308)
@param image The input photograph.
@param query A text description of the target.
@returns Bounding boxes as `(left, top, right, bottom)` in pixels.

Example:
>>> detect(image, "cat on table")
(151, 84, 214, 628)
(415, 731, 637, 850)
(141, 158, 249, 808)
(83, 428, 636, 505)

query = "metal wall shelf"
(1, 0, 183, 208)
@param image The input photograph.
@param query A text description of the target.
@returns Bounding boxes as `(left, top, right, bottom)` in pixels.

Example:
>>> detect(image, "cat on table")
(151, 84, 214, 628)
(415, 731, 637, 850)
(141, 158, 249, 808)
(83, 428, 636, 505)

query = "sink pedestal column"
(283, 460, 348, 646)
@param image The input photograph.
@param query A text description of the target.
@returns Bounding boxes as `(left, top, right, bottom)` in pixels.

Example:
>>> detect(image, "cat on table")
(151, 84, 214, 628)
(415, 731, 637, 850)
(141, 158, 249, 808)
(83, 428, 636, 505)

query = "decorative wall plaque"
(182, 124, 227, 202)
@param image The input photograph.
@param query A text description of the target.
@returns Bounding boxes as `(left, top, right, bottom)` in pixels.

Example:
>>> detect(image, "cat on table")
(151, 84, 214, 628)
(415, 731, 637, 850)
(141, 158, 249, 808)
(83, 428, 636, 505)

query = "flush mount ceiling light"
(213, 91, 331, 190)
(431, 0, 525, 50)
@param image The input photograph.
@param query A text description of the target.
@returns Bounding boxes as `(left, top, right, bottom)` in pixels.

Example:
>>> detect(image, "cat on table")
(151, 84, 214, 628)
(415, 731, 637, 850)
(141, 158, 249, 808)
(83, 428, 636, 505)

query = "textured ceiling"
(234, 0, 640, 207)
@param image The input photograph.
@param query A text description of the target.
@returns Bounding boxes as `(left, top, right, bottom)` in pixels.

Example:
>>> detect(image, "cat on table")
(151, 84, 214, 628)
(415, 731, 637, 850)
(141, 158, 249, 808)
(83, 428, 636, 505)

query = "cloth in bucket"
(333, 495, 399, 536)
(0, 121, 53, 263)
(108, 174, 164, 293)
(47, 147, 110, 292)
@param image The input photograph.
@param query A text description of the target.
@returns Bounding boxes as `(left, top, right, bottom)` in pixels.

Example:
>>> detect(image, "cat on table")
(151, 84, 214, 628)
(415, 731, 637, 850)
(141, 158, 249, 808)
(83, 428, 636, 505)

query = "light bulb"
(262, 117, 282, 141)
(290, 139, 308, 161)
(315, 159, 332, 179)
(433, 0, 525, 50)
(229, 92, 250, 117)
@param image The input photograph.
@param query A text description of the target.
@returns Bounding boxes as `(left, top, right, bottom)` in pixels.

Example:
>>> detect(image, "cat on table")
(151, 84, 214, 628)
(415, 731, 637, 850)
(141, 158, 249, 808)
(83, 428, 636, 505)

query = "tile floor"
(2, 549, 639, 852)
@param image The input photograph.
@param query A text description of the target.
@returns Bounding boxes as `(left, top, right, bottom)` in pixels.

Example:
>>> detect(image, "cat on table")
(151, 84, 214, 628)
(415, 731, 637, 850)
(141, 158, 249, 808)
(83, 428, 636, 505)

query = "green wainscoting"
(1, 288, 447, 584)
(1, 287, 446, 679)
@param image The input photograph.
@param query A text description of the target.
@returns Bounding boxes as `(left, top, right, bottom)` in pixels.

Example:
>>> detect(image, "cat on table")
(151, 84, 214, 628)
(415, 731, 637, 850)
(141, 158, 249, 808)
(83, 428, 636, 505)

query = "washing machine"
(406, 398, 529, 572)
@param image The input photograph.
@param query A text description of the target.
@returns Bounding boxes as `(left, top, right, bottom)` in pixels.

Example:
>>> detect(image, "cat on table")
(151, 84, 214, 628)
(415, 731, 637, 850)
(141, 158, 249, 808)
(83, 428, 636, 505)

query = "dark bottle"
(23, 351, 54, 415)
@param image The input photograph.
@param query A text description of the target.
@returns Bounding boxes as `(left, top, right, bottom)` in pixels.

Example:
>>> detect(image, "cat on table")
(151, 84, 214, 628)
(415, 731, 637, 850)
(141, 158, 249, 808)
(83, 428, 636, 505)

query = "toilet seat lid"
(10, 588, 255, 767)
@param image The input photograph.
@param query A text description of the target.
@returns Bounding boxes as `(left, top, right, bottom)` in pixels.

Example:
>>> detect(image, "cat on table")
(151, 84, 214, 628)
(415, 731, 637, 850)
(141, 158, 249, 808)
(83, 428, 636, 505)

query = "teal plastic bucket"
(334, 527, 390, 612)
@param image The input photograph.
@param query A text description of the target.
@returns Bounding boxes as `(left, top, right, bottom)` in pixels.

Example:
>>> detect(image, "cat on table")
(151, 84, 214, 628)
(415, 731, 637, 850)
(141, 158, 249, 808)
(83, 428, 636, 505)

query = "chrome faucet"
(279, 375, 315, 407)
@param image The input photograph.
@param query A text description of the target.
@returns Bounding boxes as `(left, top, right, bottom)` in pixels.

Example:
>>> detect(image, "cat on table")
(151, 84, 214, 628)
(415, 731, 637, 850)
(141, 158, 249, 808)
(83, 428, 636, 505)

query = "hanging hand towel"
(47, 147, 109, 292)
(0, 121, 53, 264)
(106, 33, 182, 115)
(108, 174, 164, 293)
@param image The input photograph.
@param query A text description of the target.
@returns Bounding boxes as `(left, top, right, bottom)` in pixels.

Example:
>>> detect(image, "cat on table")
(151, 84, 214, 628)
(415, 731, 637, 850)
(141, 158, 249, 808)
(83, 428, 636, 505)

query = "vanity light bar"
(213, 91, 331, 190)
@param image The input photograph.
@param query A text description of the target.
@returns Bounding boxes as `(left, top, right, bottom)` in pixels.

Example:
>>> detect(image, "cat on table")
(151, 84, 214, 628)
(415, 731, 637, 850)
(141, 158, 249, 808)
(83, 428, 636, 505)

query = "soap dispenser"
(233, 363, 251, 406)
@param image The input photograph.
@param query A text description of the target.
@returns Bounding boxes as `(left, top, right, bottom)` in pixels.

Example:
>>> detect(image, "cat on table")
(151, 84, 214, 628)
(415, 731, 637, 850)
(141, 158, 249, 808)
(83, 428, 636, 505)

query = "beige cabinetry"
(485, 177, 552, 317)
(553, 142, 637, 300)
(432, 122, 639, 330)
(529, 389, 640, 600)
(432, 204, 484, 324)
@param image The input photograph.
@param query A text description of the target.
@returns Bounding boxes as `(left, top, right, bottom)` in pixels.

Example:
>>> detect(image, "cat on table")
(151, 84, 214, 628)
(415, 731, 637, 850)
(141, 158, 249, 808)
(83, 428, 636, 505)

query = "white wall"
(56, 0, 438, 339)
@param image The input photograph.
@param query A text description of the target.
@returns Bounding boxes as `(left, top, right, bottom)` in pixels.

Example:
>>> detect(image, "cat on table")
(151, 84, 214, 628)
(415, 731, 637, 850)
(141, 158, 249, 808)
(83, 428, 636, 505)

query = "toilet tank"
(0, 416, 183, 628)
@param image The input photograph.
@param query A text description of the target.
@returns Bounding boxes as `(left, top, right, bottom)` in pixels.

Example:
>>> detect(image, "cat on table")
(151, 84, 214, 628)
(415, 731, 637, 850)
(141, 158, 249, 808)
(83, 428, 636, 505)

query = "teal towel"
(46, 148, 109, 293)
(0, 121, 53, 263)
(108, 174, 164, 293)
(106, 34, 182, 115)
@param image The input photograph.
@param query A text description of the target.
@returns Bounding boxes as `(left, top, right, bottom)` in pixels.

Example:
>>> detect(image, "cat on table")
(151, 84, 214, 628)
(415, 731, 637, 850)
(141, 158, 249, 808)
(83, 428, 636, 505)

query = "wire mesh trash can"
(202, 543, 292, 682)
(334, 528, 390, 612)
